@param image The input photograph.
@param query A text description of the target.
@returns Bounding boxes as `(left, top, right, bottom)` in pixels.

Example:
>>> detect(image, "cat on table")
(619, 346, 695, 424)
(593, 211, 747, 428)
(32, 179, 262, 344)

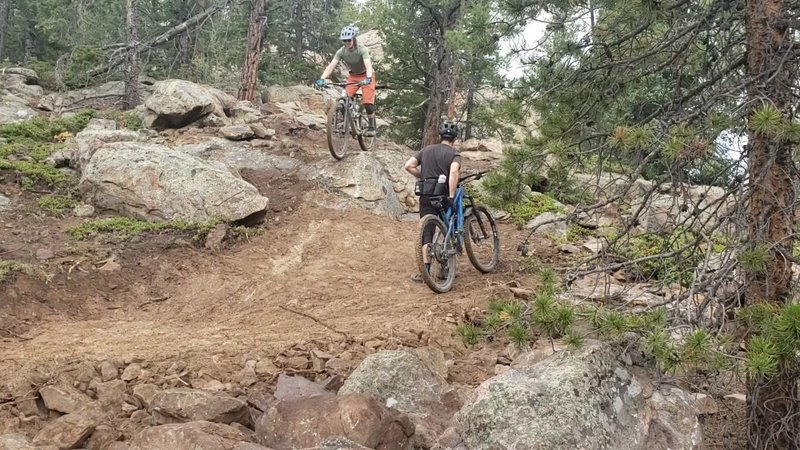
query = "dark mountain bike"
(416, 171, 500, 293)
(325, 81, 377, 160)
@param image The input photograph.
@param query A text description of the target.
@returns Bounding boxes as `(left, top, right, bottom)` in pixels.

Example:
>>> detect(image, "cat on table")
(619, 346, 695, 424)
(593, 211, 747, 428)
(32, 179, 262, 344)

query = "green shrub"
(0, 110, 94, 142)
(0, 159, 69, 186)
(0, 260, 35, 282)
(506, 194, 567, 228)
(0, 111, 93, 187)
(566, 223, 596, 242)
(67, 217, 219, 240)
(613, 230, 703, 286)
(37, 194, 79, 214)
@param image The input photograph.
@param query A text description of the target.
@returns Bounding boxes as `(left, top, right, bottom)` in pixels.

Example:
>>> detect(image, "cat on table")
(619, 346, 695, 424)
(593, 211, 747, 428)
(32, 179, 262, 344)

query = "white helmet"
(340, 25, 358, 40)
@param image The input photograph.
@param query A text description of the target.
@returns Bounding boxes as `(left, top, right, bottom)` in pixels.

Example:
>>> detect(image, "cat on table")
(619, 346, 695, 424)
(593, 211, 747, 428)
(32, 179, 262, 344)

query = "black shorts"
(419, 196, 438, 218)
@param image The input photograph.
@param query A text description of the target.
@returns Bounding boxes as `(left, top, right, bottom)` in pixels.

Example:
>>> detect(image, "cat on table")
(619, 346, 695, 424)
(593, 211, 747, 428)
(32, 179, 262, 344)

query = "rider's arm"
(320, 58, 339, 80)
(360, 45, 373, 79)
(404, 156, 421, 178)
(448, 160, 461, 198)
(364, 58, 374, 80)
(321, 50, 342, 80)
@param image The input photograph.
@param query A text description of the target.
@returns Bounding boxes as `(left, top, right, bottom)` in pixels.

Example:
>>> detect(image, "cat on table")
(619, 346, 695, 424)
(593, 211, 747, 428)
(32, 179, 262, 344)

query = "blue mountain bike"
(416, 171, 500, 293)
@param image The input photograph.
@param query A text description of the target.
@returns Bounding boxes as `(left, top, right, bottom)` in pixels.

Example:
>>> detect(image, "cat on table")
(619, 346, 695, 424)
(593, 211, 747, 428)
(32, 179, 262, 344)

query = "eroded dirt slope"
(0, 192, 529, 383)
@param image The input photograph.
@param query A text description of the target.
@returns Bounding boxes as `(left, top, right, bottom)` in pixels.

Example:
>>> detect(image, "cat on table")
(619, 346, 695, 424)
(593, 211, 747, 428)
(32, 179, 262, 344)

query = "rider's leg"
(412, 198, 436, 282)
(345, 74, 359, 98)
(362, 75, 377, 137)
(364, 103, 376, 136)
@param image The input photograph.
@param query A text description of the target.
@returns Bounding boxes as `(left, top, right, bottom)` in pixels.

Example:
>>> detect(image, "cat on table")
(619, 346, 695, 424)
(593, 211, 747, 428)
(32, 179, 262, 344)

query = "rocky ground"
(0, 71, 747, 449)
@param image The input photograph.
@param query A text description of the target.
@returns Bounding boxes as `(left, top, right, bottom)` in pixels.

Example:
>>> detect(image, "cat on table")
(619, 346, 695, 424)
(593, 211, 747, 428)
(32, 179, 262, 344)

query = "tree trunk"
(421, 3, 461, 147)
(743, 1, 794, 306)
(191, 0, 206, 77)
(422, 46, 451, 146)
(238, 0, 267, 101)
(465, 87, 475, 140)
(23, 19, 35, 62)
(744, 0, 800, 447)
(293, 1, 303, 58)
(0, 0, 10, 61)
(124, 0, 141, 109)
(174, 0, 193, 66)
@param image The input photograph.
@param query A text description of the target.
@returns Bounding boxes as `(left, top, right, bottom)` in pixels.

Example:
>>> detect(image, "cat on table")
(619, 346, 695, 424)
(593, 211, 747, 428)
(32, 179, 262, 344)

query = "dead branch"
(279, 305, 351, 341)
(86, 0, 231, 78)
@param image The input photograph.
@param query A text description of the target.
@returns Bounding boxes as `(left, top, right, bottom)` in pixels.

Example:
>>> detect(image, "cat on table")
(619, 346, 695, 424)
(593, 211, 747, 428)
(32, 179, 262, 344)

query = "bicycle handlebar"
(328, 82, 386, 88)
(459, 171, 488, 184)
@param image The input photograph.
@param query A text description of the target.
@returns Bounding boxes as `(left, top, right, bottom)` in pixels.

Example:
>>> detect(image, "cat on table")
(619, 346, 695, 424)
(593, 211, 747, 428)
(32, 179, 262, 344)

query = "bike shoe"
(364, 127, 376, 137)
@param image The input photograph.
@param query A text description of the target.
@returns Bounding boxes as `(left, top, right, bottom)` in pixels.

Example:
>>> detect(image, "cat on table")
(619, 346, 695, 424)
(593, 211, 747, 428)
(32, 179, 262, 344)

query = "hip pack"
(415, 176, 449, 197)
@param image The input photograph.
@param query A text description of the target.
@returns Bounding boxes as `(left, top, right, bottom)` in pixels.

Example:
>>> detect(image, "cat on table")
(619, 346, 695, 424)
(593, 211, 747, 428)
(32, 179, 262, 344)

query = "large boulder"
(572, 172, 732, 233)
(632, 184, 732, 234)
(175, 137, 300, 173)
(141, 80, 237, 129)
(300, 152, 406, 218)
(339, 348, 460, 448)
(70, 119, 150, 170)
(0, 92, 38, 124)
(255, 394, 414, 450)
(128, 421, 268, 450)
(441, 339, 703, 450)
(0, 68, 41, 124)
(372, 147, 418, 213)
(37, 79, 156, 112)
(0, 68, 43, 102)
(646, 387, 704, 449)
(79, 141, 268, 222)
(150, 388, 252, 427)
(266, 85, 330, 116)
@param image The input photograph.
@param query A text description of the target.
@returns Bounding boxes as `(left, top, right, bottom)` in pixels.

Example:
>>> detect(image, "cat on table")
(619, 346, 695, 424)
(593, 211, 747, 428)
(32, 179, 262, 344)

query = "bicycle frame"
(437, 172, 486, 256)
(334, 85, 365, 137)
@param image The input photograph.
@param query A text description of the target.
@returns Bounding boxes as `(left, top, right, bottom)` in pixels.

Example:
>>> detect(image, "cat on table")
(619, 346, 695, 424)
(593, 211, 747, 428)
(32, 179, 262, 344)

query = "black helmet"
(439, 120, 459, 139)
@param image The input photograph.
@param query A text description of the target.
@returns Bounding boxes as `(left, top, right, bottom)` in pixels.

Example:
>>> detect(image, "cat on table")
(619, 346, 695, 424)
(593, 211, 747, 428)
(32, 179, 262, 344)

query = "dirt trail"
(0, 200, 521, 379)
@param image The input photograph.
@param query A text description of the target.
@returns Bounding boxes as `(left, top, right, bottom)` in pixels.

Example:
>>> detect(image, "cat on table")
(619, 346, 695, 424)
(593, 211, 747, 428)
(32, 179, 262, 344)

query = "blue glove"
(314, 79, 326, 90)
(362, 77, 372, 86)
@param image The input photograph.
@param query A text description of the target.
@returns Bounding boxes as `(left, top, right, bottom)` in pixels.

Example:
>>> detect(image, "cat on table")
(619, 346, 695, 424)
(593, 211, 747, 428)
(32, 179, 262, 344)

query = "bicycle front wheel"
(464, 205, 499, 273)
(416, 214, 456, 293)
(357, 114, 375, 151)
(327, 101, 349, 160)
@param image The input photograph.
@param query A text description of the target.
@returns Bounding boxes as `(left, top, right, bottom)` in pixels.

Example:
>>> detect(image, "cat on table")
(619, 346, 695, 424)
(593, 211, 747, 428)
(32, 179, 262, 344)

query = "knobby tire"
(464, 205, 499, 273)
(357, 113, 375, 151)
(327, 100, 349, 160)
(416, 214, 456, 293)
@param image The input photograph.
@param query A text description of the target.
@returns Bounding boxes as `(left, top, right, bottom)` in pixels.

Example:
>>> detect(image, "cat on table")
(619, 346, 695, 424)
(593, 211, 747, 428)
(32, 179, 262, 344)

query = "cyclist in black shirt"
(404, 121, 462, 283)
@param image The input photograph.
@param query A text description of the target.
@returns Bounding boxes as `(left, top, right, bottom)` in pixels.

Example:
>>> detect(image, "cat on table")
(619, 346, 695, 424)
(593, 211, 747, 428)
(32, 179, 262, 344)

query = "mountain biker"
(404, 120, 462, 283)
(314, 25, 377, 137)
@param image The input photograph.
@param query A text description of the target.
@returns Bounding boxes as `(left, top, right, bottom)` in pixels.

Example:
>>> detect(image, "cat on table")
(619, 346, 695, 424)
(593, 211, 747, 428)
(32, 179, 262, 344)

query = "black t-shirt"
(414, 143, 462, 183)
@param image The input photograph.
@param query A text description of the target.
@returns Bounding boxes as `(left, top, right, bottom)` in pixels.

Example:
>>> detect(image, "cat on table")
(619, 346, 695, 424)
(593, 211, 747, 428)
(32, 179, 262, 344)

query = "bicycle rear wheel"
(327, 101, 349, 160)
(464, 205, 499, 273)
(416, 214, 456, 293)
(357, 114, 375, 151)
